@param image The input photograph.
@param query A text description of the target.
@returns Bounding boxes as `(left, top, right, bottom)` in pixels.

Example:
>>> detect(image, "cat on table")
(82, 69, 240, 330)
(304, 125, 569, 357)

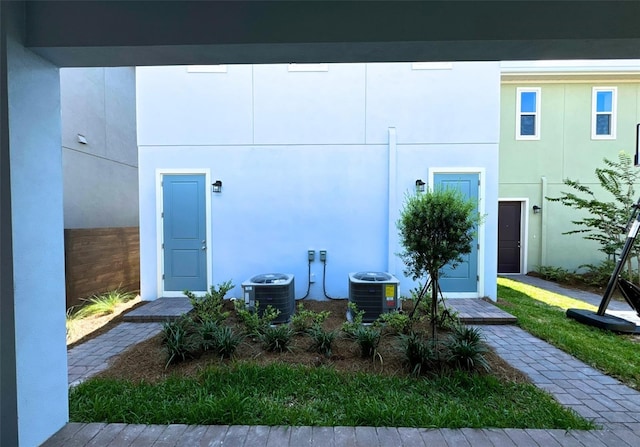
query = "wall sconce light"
(415, 179, 426, 193)
(532, 205, 541, 214)
(212, 180, 223, 193)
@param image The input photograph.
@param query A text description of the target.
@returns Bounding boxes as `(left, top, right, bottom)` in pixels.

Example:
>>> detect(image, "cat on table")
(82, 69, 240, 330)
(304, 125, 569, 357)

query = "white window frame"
(515, 87, 541, 140)
(592, 87, 617, 140)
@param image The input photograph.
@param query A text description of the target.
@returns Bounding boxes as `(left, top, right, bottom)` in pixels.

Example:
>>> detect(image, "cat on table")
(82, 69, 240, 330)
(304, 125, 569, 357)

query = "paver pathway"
(68, 322, 162, 386)
(40, 422, 640, 447)
(481, 324, 640, 430)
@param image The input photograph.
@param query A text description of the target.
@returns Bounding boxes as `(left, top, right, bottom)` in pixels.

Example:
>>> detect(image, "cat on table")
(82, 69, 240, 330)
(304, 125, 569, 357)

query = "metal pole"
(597, 199, 640, 315)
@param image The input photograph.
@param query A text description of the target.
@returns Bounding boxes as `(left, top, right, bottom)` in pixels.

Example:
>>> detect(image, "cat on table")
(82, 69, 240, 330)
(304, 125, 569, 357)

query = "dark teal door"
(434, 173, 479, 294)
(163, 174, 207, 292)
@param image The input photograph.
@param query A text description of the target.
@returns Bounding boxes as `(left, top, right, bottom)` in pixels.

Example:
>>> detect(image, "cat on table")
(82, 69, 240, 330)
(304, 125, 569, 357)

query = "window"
(516, 88, 541, 140)
(592, 87, 617, 139)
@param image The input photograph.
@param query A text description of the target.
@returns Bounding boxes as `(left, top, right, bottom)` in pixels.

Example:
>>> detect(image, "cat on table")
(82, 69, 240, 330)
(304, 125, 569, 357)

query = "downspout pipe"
(387, 127, 398, 275)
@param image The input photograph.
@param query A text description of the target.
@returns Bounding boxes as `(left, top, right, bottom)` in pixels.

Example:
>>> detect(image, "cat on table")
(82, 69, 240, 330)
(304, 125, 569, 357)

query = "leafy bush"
(578, 259, 620, 287)
(290, 302, 331, 333)
(184, 280, 233, 323)
(535, 265, 574, 283)
(374, 311, 413, 334)
(353, 326, 381, 359)
(444, 326, 490, 372)
(261, 325, 295, 353)
(162, 317, 200, 367)
(342, 302, 365, 336)
(198, 319, 221, 351)
(400, 332, 439, 376)
(308, 325, 337, 357)
(234, 300, 280, 336)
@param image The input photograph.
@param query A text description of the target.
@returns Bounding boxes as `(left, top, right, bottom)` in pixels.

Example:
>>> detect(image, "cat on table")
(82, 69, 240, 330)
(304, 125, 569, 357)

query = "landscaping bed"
(95, 299, 522, 383)
(69, 297, 594, 429)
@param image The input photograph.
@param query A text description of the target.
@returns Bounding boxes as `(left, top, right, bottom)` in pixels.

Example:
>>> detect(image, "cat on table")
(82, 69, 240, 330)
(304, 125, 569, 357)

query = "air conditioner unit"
(242, 273, 295, 324)
(348, 272, 400, 323)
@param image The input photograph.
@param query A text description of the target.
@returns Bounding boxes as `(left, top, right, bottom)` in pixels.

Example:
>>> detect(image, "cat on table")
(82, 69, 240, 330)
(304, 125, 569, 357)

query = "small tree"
(547, 151, 640, 280)
(397, 188, 478, 340)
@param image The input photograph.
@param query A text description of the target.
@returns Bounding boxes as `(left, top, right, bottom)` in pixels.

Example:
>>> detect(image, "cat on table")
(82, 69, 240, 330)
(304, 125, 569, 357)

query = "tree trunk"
(431, 273, 438, 341)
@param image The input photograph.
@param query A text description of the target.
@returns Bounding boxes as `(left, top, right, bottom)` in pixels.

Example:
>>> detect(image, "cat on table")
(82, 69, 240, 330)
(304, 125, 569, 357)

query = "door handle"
(201, 240, 207, 250)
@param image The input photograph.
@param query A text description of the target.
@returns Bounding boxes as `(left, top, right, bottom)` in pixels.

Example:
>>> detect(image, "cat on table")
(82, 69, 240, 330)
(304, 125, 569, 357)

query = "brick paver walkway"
(481, 324, 640, 430)
(67, 322, 162, 386)
(41, 422, 640, 446)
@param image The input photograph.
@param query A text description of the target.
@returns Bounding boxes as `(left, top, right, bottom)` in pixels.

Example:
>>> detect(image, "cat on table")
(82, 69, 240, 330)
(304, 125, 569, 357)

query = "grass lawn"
(69, 362, 593, 429)
(497, 277, 640, 390)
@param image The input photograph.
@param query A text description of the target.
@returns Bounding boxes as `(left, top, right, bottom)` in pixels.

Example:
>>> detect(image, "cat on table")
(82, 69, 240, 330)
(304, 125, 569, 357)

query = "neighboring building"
(136, 62, 501, 302)
(60, 68, 140, 306)
(60, 67, 138, 228)
(498, 60, 640, 275)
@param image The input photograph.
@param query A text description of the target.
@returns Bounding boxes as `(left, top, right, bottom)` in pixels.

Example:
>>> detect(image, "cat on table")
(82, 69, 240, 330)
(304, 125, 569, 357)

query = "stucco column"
(1, 3, 68, 446)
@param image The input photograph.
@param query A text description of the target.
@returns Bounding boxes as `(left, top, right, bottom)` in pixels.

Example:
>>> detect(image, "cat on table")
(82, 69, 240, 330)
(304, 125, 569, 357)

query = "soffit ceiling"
(24, 1, 640, 68)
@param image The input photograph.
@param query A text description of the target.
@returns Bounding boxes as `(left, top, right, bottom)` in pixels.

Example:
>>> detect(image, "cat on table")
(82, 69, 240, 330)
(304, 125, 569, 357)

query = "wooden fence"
(64, 227, 140, 309)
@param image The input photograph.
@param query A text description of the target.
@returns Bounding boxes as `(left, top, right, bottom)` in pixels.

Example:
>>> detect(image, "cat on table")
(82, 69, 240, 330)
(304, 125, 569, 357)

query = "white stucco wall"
(7, 38, 68, 447)
(137, 62, 500, 301)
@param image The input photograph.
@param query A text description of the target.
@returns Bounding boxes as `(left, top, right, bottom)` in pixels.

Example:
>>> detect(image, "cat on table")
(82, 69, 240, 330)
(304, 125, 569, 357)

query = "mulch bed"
(96, 299, 529, 384)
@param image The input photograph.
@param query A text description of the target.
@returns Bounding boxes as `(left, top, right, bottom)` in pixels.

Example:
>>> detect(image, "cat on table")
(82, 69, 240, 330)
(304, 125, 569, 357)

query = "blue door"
(434, 173, 479, 294)
(163, 174, 207, 292)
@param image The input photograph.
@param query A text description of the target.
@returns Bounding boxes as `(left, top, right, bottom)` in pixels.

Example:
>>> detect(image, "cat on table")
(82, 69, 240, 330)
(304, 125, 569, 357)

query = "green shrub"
(308, 324, 337, 357)
(374, 311, 412, 334)
(210, 326, 243, 359)
(261, 325, 295, 353)
(400, 332, 439, 376)
(184, 280, 233, 323)
(73, 288, 137, 319)
(578, 259, 620, 287)
(342, 302, 365, 336)
(162, 317, 200, 367)
(353, 326, 381, 359)
(444, 325, 490, 372)
(198, 319, 221, 351)
(290, 302, 331, 333)
(450, 325, 484, 345)
(535, 265, 574, 283)
(234, 300, 280, 336)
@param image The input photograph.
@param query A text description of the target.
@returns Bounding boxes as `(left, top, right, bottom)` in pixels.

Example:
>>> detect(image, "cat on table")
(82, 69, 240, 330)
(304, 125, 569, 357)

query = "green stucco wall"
(500, 81, 640, 273)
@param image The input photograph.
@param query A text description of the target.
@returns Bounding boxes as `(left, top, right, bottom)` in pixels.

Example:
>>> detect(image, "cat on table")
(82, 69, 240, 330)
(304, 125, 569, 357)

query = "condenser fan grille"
(352, 272, 392, 282)
(250, 273, 290, 284)
(350, 284, 384, 322)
